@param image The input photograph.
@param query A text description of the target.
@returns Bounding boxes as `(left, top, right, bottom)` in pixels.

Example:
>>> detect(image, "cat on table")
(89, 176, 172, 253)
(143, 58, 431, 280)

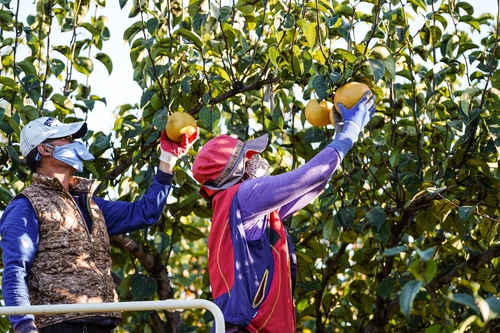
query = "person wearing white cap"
(0, 117, 198, 333)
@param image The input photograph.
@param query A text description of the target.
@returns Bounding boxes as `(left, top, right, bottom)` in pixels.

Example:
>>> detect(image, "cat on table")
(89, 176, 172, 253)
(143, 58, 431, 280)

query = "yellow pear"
(305, 98, 334, 127)
(165, 112, 197, 143)
(333, 82, 372, 110)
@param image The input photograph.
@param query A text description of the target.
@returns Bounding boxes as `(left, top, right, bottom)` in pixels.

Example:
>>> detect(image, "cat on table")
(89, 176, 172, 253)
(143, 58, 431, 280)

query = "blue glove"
(336, 90, 376, 131)
(328, 90, 376, 160)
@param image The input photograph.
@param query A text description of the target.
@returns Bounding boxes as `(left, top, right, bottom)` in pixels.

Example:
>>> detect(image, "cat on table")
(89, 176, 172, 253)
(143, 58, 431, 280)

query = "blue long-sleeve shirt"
(0, 170, 174, 333)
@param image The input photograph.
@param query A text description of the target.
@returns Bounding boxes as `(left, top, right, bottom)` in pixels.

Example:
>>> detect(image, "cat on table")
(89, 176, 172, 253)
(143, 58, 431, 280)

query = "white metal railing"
(0, 299, 224, 333)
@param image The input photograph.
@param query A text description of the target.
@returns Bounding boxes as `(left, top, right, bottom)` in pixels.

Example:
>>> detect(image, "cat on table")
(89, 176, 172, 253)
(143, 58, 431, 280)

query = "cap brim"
(201, 133, 269, 194)
(47, 121, 87, 140)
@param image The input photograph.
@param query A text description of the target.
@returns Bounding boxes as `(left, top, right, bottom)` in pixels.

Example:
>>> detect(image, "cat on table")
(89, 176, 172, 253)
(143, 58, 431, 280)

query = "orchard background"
(0, 0, 500, 332)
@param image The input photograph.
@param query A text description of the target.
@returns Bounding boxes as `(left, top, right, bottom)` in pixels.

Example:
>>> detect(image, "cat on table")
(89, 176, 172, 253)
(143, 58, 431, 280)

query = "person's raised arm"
(101, 129, 199, 235)
(238, 91, 376, 238)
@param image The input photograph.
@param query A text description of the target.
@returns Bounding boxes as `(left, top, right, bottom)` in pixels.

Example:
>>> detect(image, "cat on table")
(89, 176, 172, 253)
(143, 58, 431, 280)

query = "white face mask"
(44, 141, 95, 172)
(245, 154, 271, 179)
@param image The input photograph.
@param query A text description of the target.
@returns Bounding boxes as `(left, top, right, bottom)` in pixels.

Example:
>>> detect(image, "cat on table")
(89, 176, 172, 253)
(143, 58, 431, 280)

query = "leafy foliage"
(1, 0, 500, 332)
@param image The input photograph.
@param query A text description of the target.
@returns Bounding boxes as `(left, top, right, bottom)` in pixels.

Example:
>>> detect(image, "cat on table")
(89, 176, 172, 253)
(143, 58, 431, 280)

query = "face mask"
(245, 154, 271, 179)
(45, 141, 95, 172)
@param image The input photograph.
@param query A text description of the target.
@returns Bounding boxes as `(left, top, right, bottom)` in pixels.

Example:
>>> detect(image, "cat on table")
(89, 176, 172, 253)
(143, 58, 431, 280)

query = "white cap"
(20, 117, 88, 157)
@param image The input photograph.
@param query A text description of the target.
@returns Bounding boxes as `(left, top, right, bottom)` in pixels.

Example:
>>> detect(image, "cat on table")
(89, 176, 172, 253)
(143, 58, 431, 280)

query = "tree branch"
(111, 234, 182, 333)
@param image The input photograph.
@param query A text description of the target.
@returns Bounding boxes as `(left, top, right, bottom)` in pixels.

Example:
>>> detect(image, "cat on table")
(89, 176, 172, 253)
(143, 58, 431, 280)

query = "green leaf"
(367, 58, 385, 82)
(73, 57, 93, 75)
(0, 76, 18, 89)
(131, 274, 158, 300)
(123, 21, 142, 44)
(153, 232, 170, 256)
(298, 281, 322, 291)
(416, 247, 435, 262)
(370, 45, 395, 79)
(367, 206, 386, 231)
(456, 2, 474, 15)
(199, 105, 221, 132)
(312, 74, 329, 101)
(459, 15, 480, 32)
(269, 45, 279, 67)
(81, 22, 100, 39)
(0, 9, 13, 31)
(419, 26, 442, 47)
(450, 293, 481, 318)
(212, 66, 231, 82)
(51, 94, 75, 113)
(52, 45, 73, 60)
(281, 12, 295, 31)
(335, 5, 353, 17)
(424, 260, 438, 282)
(21, 75, 41, 104)
(323, 219, 339, 242)
(89, 133, 111, 156)
(458, 205, 476, 221)
(95, 53, 113, 75)
(383, 245, 409, 256)
(400, 280, 422, 316)
(460, 87, 481, 118)
(305, 22, 317, 48)
(486, 296, 500, 316)
(341, 229, 357, 243)
(6, 145, 19, 171)
(335, 48, 357, 63)
(272, 97, 285, 129)
(152, 107, 168, 131)
(408, 0, 426, 12)
(179, 224, 207, 241)
(176, 28, 202, 49)
(119, 275, 132, 298)
(18, 60, 37, 76)
(377, 277, 396, 299)
(50, 59, 65, 76)
(479, 219, 498, 245)
(0, 186, 13, 209)
(424, 325, 446, 333)
(188, 0, 204, 17)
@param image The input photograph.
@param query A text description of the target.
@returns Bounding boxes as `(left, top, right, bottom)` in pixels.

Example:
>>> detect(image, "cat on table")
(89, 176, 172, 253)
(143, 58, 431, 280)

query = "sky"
(16, 0, 497, 134)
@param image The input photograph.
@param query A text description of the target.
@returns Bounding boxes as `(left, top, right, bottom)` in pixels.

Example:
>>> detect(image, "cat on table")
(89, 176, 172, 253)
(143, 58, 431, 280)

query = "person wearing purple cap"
(0, 117, 198, 333)
(191, 91, 376, 333)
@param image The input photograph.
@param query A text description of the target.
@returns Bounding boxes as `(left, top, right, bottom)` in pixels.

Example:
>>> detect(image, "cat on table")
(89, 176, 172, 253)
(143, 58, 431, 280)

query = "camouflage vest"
(20, 173, 121, 328)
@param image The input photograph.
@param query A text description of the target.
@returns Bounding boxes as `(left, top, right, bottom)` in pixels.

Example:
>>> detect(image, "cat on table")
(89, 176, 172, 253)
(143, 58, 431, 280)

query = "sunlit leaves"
(73, 56, 93, 75)
(175, 28, 202, 49)
(51, 94, 74, 113)
(52, 45, 73, 60)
